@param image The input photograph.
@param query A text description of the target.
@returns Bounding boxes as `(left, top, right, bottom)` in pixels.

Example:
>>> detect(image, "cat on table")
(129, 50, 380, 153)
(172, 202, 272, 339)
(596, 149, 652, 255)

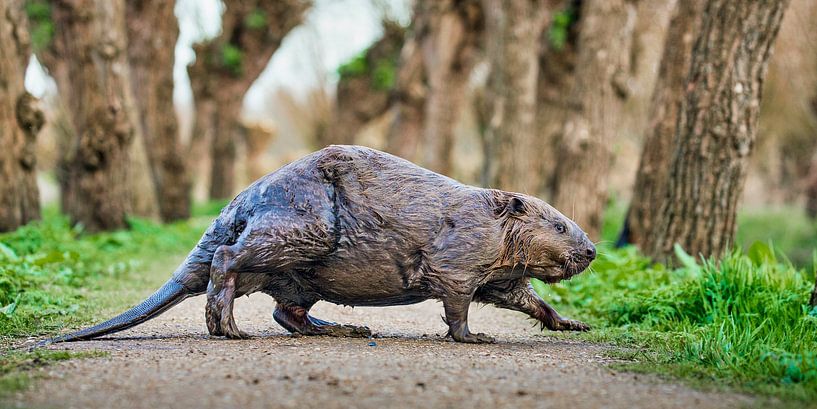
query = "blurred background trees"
(127, 0, 190, 222)
(4, 0, 815, 271)
(0, 0, 43, 232)
(187, 0, 310, 200)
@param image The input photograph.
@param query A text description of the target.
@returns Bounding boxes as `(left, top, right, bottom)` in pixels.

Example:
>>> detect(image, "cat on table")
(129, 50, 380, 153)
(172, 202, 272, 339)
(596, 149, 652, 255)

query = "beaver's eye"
(554, 222, 566, 234)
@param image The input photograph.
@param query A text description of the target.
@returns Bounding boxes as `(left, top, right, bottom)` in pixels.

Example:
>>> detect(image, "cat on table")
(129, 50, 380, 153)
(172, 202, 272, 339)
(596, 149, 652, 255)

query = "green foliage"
(0, 207, 217, 338)
(371, 58, 396, 91)
(336, 49, 397, 91)
(337, 51, 368, 78)
(221, 43, 243, 76)
(25, 0, 54, 52)
(537, 240, 817, 402)
(243, 9, 267, 30)
(548, 6, 576, 51)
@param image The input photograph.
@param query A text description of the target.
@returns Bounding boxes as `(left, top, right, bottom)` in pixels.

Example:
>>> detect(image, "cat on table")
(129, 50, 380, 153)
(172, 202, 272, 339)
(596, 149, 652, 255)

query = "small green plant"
(337, 51, 368, 79)
(548, 6, 576, 51)
(221, 43, 243, 76)
(372, 58, 396, 90)
(243, 9, 267, 30)
(25, 0, 54, 52)
(336, 49, 397, 91)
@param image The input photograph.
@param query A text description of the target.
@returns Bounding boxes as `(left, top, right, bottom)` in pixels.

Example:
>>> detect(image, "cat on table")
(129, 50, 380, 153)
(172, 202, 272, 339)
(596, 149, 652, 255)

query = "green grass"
(0, 205, 221, 341)
(737, 207, 817, 269)
(0, 204, 222, 398)
(532, 203, 817, 404)
(0, 350, 107, 398)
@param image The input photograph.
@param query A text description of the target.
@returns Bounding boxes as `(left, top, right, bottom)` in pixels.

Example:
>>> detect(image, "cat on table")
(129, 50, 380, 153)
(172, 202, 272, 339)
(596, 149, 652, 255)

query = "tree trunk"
(127, 0, 191, 222)
(648, 0, 789, 262)
(620, 0, 704, 248)
(188, 0, 310, 200)
(385, 28, 426, 162)
(327, 21, 404, 148)
(47, 0, 136, 232)
(0, 0, 44, 232)
(551, 0, 636, 240)
(386, 0, 483, 174)
(126, 123, 159, 219)
(481, 0, 549, 192)
(243, 122, 275, 182)
(419, 0, 483, 175)
(534, 0, 576, 200)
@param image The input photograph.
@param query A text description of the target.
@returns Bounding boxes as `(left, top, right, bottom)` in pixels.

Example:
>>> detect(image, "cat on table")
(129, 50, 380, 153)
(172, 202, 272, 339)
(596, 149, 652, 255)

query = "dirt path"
(4, 285, 756, 409)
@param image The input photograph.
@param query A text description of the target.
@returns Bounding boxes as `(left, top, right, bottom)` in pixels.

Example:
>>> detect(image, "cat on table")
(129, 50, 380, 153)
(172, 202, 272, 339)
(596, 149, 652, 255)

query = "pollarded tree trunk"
(419, 0, 483, 175)
(127, 0, 191, 222)
(648, 0, 790, 262)
(620, 0, 705, 248)
(385, 19, 427, 162)
(386, 0, 483, 173)
(534, 0, 576, 200)
(0, 0, 44, 232)
(482, 0, 549, 192)
(49, 0, 136, 232)
(551, 0, 636, 240)
(188, 0, 310, 200)
(326, 21, 405, 148)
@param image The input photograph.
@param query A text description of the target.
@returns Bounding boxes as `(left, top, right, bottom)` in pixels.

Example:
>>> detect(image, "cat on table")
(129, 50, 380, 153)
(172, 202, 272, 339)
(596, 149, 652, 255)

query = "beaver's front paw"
(555, 318, 590, 331)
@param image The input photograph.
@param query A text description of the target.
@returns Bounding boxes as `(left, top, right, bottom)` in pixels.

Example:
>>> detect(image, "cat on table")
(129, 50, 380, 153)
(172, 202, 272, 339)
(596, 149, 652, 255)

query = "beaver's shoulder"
(310, 145, 438, 183)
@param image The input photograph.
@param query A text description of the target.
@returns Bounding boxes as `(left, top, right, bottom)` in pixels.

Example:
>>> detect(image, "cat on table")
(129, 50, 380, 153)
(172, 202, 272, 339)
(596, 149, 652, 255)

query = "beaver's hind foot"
(273, 304, 371, 338)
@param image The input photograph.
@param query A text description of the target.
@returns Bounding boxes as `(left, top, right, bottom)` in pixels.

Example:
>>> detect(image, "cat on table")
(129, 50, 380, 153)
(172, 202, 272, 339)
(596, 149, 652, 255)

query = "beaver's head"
(496, 194, 596, 283)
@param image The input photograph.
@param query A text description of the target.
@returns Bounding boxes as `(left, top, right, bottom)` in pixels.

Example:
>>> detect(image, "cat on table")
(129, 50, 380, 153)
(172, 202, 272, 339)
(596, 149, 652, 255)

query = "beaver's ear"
(506, 197, 526, 216)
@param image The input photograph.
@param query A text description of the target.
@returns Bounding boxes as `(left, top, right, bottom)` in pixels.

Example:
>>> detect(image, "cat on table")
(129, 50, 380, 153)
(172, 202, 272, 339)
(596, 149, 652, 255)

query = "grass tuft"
(534, 204, 817, 403)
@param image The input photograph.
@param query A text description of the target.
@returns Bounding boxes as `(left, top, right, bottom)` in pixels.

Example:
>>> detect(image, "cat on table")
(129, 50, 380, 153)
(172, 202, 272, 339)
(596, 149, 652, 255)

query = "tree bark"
(127, 0, 191, 222)
(188, 0, 310, 200)
(326, 21, 404, 148)
(648, 0, 790, 262)
(47, 0, 136, 232)
(551, 0, 636, 240)
(419, 0, 483, 175)
(0, 0, 44, 232)
(533, 0, 575, 200)
(482, 0, 550, 192)
(620, 0, 704, 248)
(385, 26, 426, 162)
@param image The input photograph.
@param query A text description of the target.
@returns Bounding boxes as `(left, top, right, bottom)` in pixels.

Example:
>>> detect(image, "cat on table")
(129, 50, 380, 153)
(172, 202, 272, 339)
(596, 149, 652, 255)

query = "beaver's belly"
(303, 259, 431, 307)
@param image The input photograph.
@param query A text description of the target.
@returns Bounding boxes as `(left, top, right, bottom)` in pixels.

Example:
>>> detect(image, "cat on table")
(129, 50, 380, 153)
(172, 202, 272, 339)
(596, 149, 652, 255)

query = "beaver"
(43, 145, 595, 344)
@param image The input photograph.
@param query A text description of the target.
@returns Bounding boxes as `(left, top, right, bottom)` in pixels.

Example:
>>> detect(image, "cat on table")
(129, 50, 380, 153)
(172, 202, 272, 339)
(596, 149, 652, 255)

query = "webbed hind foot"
(273, 304, 371, 338)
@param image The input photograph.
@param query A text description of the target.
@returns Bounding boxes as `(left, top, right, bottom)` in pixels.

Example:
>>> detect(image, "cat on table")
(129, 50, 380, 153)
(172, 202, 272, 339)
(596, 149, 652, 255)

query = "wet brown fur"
(199, 145, 596, 343)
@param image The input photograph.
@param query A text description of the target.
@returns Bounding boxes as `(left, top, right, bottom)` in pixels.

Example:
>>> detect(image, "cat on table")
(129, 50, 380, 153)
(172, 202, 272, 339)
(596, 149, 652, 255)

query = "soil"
(4, 286, 756, 409)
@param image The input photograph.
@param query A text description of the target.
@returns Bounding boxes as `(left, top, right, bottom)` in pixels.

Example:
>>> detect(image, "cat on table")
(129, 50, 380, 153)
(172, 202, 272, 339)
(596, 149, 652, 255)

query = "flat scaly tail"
(37, 279, 190, 347)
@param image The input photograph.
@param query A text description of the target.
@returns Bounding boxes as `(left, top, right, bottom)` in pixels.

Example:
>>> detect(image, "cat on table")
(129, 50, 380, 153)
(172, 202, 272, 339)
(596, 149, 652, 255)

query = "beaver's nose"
(585, 244, 596, 260)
